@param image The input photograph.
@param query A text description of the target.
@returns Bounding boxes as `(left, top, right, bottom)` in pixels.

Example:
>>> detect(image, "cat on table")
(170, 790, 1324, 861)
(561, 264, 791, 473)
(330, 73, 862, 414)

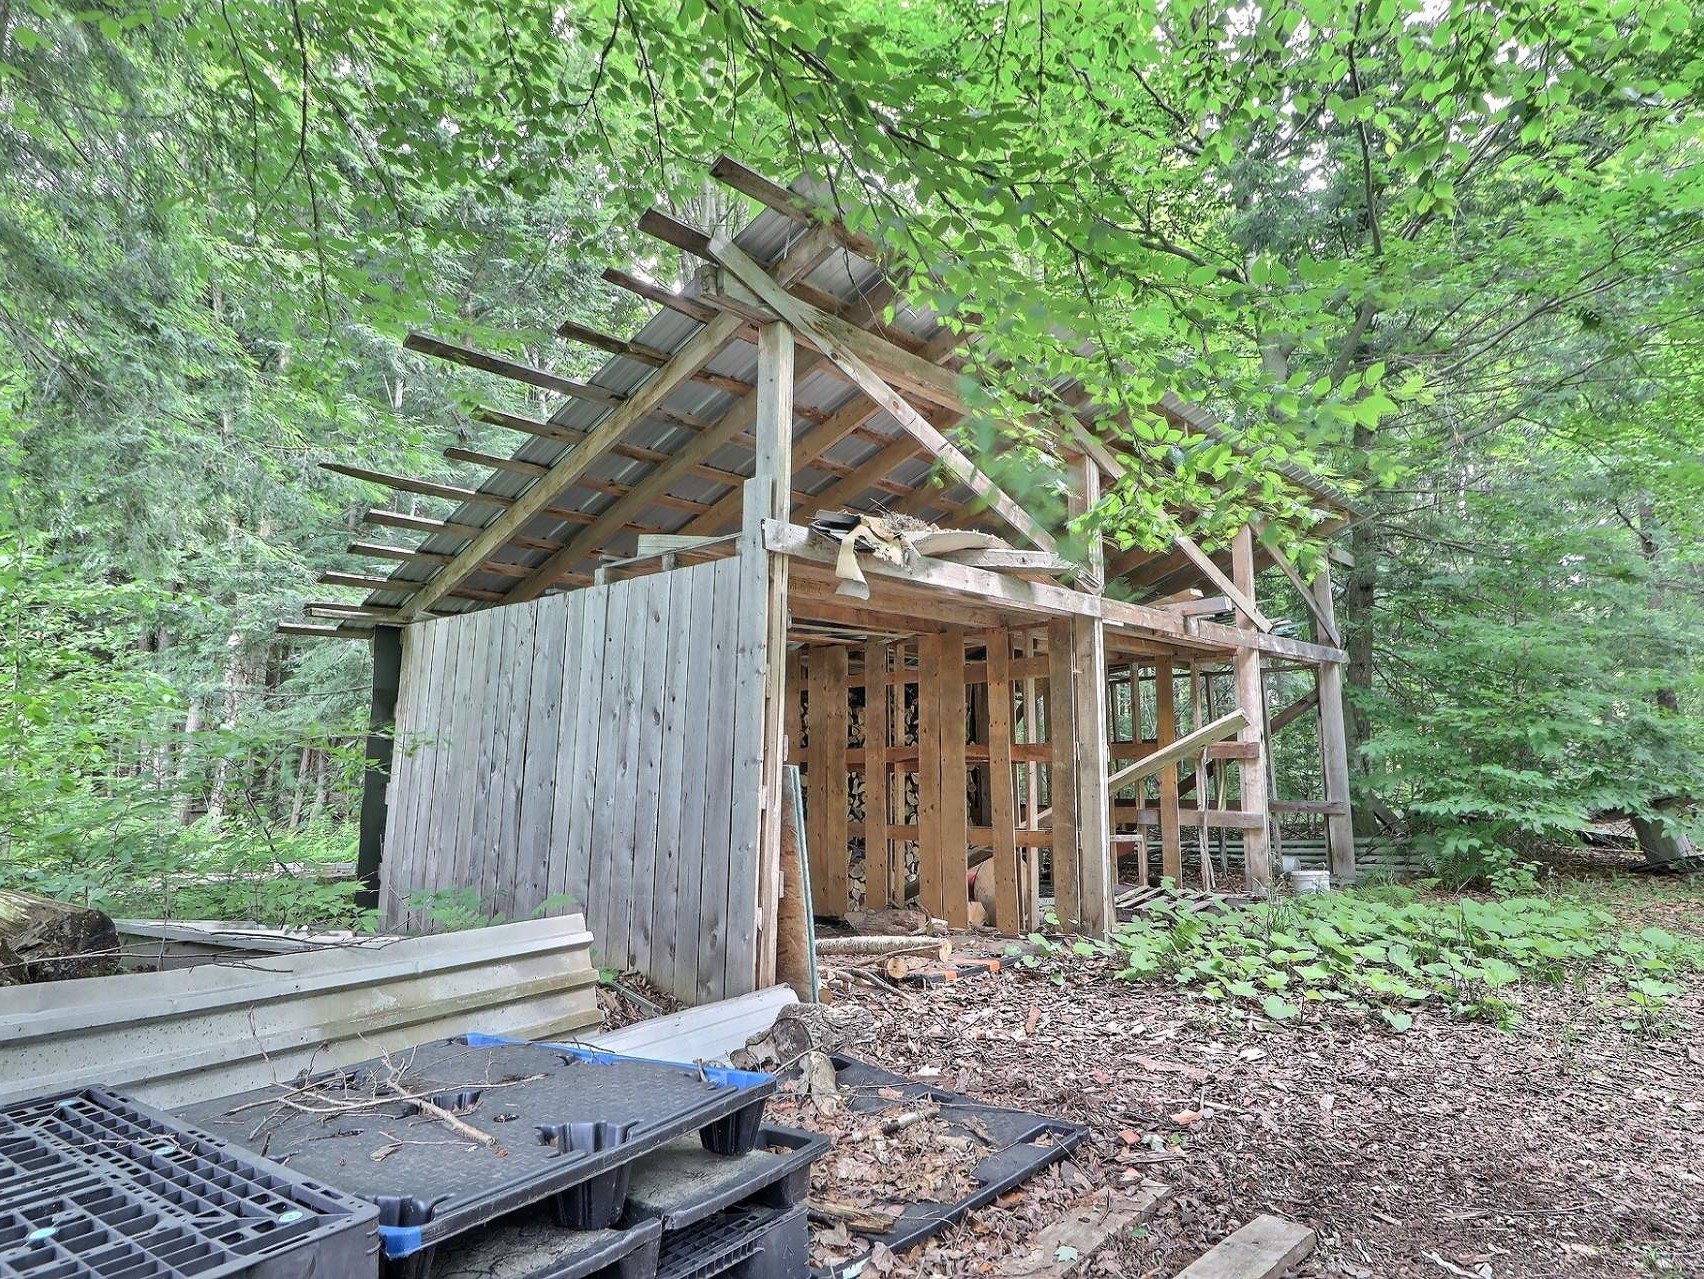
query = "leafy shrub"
(1414, 830, 1541, 894)
(1111, 889, 1704, 1029)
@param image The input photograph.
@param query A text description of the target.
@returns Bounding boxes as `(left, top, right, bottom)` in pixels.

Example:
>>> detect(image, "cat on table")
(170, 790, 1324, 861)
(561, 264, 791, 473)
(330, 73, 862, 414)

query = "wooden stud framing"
(1154, 656, 1184, 882)
(863, 640, 893, 907)
(1231, 527, 1274, 893)
(985, 627, 1021, 931)
(939, 629, 970, 929)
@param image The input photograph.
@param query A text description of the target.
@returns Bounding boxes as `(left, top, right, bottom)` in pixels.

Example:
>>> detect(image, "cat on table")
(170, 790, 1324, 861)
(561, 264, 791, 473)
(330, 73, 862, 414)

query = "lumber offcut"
(1174, 1214, 1317, 1279)
(0, 889, 120, 982)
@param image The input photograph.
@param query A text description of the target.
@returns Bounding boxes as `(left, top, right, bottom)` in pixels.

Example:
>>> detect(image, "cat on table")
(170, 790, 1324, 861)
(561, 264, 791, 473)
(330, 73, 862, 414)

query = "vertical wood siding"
(380, 556, 760, 1002)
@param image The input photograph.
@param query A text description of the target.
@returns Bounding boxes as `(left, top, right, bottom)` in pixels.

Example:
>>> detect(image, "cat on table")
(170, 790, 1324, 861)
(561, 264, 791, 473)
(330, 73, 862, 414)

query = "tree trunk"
(1343, 422, 1379, 836)
(0, 889, 120, 982)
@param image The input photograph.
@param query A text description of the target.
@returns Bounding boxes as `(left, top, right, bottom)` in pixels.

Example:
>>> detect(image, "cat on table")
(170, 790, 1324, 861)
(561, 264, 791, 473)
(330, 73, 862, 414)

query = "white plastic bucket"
(1289, 869, 1332, 895)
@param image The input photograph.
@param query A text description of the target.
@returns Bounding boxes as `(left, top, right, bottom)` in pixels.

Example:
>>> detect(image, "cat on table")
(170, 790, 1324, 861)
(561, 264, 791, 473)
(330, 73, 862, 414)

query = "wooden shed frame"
(296, 159, 1359, 1003)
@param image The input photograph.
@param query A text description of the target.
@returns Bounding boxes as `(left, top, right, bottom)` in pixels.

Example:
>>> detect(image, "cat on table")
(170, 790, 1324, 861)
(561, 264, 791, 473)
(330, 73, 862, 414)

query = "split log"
(0, 889, 120, 982)
(816, 935, 952, 961)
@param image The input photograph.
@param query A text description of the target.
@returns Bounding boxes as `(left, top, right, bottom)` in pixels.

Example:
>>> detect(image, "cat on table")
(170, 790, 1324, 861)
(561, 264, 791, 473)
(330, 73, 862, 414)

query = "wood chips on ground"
(816, 877, 1704, 1278)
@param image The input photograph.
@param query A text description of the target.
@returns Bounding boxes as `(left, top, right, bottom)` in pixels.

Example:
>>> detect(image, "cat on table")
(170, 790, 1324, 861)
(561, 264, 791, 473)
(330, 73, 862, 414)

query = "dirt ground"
(823, 866, 1704, 1278)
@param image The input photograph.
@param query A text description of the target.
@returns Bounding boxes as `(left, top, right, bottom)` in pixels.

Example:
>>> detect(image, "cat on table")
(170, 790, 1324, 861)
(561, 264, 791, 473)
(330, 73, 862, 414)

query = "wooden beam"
(600, 267, 718, 324)
(397, 310, 745, 619)
(471, 404, 575, 444)
(1115, 807, 1266, 830)
(1312, 565, 1357, 881)
(1174, 1215, 1316, 1279)
(277, 622, 372, 640)
(864, 640, 893, 907)
(364, 508, 487, 540)
(1154, 656, 1183, 881)
(770, 520, 1350, 663)
(404, 333, 623, 405)
(508, 231, 841, 596)
(1066, 457, 1112, 933)
(1047, 618, 1081, 927)
(347, 541, 451, 566)
(321, 463, 502, 507)
(708, 236, 1058, 554)
(1173, 532, 1274, 632)
(1107, 709, 1248, 792)
(1270, 688, 1320, 734)
(1263, 531, 1341, 647)
(445, 446, 547, 477)
(743, 322, 795, 990)
(1232, 527, 1273, 893)
(708, 155, 886, 262)
(938, 548, 1075, 575)
(985, 627, 1020, 931)
(303, 601, 407, 620)
(700, 267, 967, 416)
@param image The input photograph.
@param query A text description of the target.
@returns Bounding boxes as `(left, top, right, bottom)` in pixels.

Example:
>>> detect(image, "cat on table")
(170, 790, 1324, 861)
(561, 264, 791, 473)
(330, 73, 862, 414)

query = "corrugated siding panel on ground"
(379, 556, 760, 1003)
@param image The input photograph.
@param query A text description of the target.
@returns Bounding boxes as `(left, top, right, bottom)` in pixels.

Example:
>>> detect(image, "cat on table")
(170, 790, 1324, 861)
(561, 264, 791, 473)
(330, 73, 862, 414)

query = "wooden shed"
(294, 159, 1359, 1005)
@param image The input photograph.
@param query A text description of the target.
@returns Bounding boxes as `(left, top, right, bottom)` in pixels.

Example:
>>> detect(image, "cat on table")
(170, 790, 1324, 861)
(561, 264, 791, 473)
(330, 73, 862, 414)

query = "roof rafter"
(709, 235, 1058, 554)
(498, 223, 847, 600)
(390, 309, 746, 620)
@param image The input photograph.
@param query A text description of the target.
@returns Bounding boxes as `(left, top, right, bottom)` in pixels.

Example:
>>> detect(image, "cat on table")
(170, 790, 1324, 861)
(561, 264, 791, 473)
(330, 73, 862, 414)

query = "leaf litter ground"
(814, 870, 1704, 1278)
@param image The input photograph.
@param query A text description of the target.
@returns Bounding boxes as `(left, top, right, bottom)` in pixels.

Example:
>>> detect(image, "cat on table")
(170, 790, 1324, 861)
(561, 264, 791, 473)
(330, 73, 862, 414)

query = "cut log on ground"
(816, 935, 952, 960)
(0, 889, 120, 982)
(1174, 1214, 1317, 1279)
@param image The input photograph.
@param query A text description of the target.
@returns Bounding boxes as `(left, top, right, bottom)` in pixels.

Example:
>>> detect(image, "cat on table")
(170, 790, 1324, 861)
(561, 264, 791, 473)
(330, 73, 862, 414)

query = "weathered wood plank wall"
(378, 555, 761, 1003)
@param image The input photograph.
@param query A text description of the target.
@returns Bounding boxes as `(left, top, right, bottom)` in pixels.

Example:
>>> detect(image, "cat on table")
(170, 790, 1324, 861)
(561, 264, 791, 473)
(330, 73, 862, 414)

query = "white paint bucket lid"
(1289, 869, 1332, 894)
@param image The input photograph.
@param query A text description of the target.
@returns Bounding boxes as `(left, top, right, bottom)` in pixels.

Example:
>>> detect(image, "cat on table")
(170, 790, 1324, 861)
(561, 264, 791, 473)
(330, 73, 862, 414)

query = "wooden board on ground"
(1174, 1214, 1316, 1279)
(994, 1184, 1168, 1277)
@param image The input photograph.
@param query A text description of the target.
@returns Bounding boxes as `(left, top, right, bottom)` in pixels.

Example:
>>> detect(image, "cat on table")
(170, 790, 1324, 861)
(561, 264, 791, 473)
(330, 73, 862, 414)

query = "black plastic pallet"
(656, 1204, 806, 1279)
(0, 1087, 378, 1279)
(625, 1127, 825, 1231)
(817, 1055, 1087, 1277)
(430, 1212, 663, 1279)
(177, 1034, 774, 1265)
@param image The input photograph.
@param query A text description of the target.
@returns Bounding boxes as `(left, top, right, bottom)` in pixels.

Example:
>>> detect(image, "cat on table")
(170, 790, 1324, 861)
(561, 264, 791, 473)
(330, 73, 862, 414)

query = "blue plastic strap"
(379, 1224, 426, 1258)
(461, 1030, 773, 1092)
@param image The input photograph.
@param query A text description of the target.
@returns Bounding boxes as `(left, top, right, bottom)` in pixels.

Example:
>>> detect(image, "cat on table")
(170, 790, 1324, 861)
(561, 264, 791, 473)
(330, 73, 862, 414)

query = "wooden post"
(1154, 657, 1183, 882)
(1046, 619, 1080, 927)
(1311, 564, 1357, 883)
(1231, 527, 1273, 894)
(863, 641, 892, 906)
(356, 624, 403, 911)
(940, 630, 969, 928)
(916, 633, 946, 918)
(1058, 456, 1112, 934)
(1075, 463, 1112, 934)
(984, 627, 1020, 931)
(744, 322, 794, 981)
